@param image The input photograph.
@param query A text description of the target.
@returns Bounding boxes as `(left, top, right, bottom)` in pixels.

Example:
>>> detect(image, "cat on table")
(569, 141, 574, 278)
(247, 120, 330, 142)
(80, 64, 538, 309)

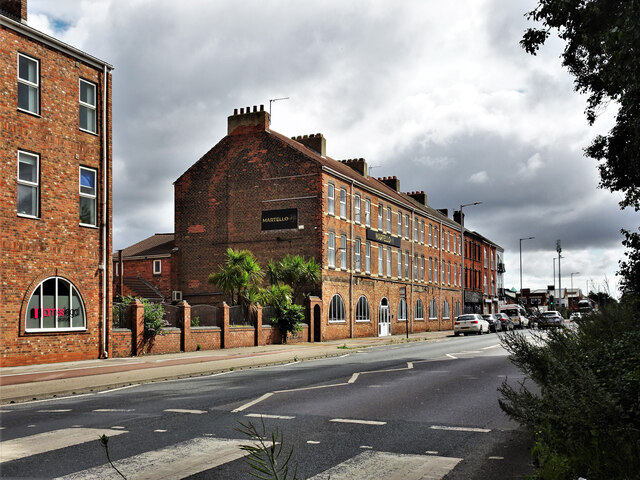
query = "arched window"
(398, 298, 407, 321)
(415, 299, 424, 320)
(26, 277, 86, 331)
(443, 300, 450, 319)
(355, 296, 370, 322)
(329, 294, 346, 323)
(429, 299, 438, 319)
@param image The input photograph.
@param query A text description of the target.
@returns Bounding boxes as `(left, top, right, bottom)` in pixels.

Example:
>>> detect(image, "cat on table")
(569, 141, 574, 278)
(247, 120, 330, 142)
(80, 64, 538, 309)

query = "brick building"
(0, 0, 113, 366)
(173, 106, 470, 341)
(113, 233, 175, 302)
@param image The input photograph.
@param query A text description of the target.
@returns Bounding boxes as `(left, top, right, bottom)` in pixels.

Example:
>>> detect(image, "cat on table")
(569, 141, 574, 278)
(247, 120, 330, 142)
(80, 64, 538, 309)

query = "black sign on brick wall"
(261, 208, 298, 231)
(366, 228, 401, 248)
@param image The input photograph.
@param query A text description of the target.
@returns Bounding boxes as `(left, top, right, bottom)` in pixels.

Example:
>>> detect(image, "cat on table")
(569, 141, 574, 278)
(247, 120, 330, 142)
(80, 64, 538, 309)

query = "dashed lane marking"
(330, 418, 387, 426)
(0, 428, 128, 463)
(164, 409, 207, 415)
(482, 344, 502, 350)
(430, 425, 491, 433)
(93, 409, 135, 412)
(98, 384, 140, 394)
(245, 413, 295, 420)
(37, 409, 71, 413)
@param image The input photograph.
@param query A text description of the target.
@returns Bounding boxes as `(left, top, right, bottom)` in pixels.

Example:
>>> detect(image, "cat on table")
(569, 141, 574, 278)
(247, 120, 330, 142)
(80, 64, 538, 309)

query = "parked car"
(482, 314, 502, 333)
(539, 310, 564, 328)
(454, 314, 490, 336)
(494, 313, 514, 331)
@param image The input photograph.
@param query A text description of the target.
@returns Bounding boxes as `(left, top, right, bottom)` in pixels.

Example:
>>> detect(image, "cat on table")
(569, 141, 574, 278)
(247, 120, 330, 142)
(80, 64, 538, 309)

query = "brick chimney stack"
(378, 176, 400, 192)
(0, 0, 27, 21)
(406, 191, 427, 206)
(292, 133, 326, 157)
(438, 208, 449, 218)
(340, 158, 368, 177)
(228, 105, 269, 135)
(454, 210, 464, 227)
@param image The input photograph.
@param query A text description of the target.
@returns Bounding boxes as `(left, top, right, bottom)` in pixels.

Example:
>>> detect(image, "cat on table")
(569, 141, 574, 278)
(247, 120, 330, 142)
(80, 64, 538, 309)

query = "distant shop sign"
(261, 208, 298, 231)
(366, 228, 401, 248)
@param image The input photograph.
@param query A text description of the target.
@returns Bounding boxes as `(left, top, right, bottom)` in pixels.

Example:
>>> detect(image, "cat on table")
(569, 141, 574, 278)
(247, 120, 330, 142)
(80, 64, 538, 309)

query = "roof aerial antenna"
(268, 97, 290, 124)
(368, 164, 380, 175)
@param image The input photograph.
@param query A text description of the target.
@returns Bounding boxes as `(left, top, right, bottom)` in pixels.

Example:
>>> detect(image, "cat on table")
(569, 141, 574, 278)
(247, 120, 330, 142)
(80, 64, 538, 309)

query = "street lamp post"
(460, 202, 482, 314)
(519, 236, 535, 294)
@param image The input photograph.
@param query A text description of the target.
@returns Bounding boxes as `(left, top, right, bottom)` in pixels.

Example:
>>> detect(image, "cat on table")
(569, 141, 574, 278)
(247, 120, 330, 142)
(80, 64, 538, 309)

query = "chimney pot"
(253, 105, 257, 112)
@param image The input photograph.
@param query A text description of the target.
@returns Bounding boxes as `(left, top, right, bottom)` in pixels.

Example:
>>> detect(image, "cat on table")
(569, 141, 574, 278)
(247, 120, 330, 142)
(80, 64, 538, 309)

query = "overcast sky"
(29, 0, 637, 297)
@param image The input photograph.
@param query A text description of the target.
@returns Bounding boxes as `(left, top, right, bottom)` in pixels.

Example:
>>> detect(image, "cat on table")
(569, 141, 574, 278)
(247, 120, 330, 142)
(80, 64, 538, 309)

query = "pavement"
(0, 330, 452, 405)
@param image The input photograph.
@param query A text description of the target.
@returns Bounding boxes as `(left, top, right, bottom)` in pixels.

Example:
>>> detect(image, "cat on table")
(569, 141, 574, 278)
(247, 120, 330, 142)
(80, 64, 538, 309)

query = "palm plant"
(267, 255, 320, 304)
(208, 248, 264, 306)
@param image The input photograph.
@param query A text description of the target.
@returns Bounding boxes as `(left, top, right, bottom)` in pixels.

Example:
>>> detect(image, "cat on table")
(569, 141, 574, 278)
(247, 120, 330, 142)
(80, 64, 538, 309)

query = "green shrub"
(116, 296, 168, 337)
(499, 302, 640, 479)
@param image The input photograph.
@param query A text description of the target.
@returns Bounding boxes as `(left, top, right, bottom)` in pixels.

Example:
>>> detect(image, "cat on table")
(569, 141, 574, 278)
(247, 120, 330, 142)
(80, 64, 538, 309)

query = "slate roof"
(114, 233, 175, 260)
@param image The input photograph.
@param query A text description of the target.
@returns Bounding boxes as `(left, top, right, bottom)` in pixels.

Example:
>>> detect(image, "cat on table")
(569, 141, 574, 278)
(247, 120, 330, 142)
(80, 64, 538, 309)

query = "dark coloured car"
(482, 314, 502, 333)
(494, 313, 514, 331)
(538, 310, 564, 328)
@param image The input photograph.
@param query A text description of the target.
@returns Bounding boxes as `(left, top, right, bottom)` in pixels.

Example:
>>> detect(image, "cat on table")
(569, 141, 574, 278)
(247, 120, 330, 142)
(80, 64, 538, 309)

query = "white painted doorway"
(378, 297, 391, 336)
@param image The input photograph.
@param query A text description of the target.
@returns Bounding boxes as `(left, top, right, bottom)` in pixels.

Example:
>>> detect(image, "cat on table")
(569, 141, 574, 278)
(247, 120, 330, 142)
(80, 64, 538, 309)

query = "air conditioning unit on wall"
(171, 291, 183, 302)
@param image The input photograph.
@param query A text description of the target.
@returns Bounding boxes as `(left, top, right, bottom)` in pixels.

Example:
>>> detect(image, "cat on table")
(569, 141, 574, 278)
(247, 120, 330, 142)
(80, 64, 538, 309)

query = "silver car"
(454, 314, 490, 336)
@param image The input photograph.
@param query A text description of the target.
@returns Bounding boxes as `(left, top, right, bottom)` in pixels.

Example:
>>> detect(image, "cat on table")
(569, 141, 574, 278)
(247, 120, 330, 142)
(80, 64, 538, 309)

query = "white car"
(454, 314, 490, 336)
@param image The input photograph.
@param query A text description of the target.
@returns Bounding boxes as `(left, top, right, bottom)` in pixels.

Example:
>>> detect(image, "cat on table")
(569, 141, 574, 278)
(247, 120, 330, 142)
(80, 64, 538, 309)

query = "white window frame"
(17, 150, 39, 218)
(378, 246, 384, 276)
(429, 224, 433, 246)
(340, 234, 347, 269)
(429, 299, 438, 319)
(386, 246, 392, 277)
(355, 238, 361, 272)
(429, 257, 433, 283)
(17, 53, 39, 115)
(79, 78, 97, 134)
(354, 194, 361, 224)
(420, 256, 425, 282)
(443, 300, 450, 319)
(25, 277, 86, 332)
(404, 215, 410, 239)
(415, 299, 424, 320)
(153, 259, 162, 275)
(404, 251, 410, 279)
(397, 210, 402, 237)
(420, 220, 425, 244)
(329, 294, 346, 323)
(355, 295, 370, 322)
(328, 231, 335, 268)
(386, 207, 391, 233)
(327, 183, 335, 215)
(365, 241, 371, 273)
(378, 203, 383, 231)
(365, 199, 371, 227)
(414, 254, 419, 280)
(397, 250, 402, 279)
(79, 166, 97, 227)
(398, 298, 408, 322)
(339, 188, 347, 219)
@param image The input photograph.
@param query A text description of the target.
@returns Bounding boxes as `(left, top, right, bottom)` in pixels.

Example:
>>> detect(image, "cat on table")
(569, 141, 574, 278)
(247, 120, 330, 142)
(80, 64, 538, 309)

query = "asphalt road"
(0, 333, 535, 479)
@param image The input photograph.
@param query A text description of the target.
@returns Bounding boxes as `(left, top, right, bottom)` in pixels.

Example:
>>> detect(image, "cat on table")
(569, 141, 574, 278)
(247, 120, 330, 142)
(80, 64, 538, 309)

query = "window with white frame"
(448, 261, 452, 284)
(79, 79, 97, 133)
(420, 220, 425, 243)
(454, 263, 458, 286)
(79, 167, 97, 226)
(355, 238, 361, 272)
(378, 203, 383, 230)
(328, 231, 335, 268)
(386, 207, 391, 233)
(339, 188, 347, 218)
(414, 254, 418, 279)
(404, 251, 410, 279)
(429, 257, 433, 282)
(484, 273, 488, 294)
(153, 259, 162, 275)
(415, 299, 424, 320)
(26, 277, 86, 331)
(386, 246, 391, 277)
(420, 256, 425, 282)
(17, 150, 39, 218)
(397, 210, 402, 236)
(404, 214, 410, 238)
(484, 247, 487, 268)
(398, 298, 407, 322)
(441, 229, 445, 250)
(340, 234, 347, 269)
(397, 250, 402, 279)
(443, 300, 450, 319)
(365, 199, 371, 227)
(329, 294, 346, 322)
(354, 194, 361, 224)
(429, 299, 437, 319)
(355, 295, 370, 322)
(327, 183, 335, 215)
(429, 224, 433, 246)
(378, 246, 384, 276)
(414, 220, 418, 242)
(434, 260, 438, 284)
(447, 231, 450, 251)
(365, 241, 371, 273)
(434, 226, 438, 248)
(18, 53, 39, 115)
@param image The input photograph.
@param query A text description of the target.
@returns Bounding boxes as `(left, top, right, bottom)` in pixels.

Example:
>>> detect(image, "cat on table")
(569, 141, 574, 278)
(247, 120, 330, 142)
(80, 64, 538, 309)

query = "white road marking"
(55, 437, 271, 480)
(164, 409, 207, 414)
(98, 384, 140, 394)
(489, 456, 504, 460)
(348, 373, 360, 383)
(27, 424, 36, 427)
(0, 428, 128, 463)
(425, 450, 439, 455)
(93, 409, 135, 412)
(307, 440, 321, 444)
(111, 426, 126, 430)
(482, 344, 502, 350)
(446, 354, 458, 359)
(232, 393, 274, 413)
(360, 445, 373, 449)
(430, 425, 491, 433)
(307, 450, 462, 480)
(37, 409, 71, 413)
(330, 418, 387, 426)
(154, 429, 168, 433)
(245, 413, 295, 420)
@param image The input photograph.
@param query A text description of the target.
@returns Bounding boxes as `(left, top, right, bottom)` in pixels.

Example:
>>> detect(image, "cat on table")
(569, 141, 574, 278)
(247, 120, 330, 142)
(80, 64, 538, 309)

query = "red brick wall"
(189, 327, 221, 351)
(114, 256, 173, 299)
(111, 329, 134, 357)
(0, 24, 112, 366)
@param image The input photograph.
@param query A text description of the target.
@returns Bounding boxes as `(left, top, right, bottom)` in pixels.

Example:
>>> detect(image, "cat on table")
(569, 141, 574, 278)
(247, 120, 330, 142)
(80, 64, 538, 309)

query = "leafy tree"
(266, 255, 321, 304)
(208, 248, 264, 306)
(521, 0, 640, 293)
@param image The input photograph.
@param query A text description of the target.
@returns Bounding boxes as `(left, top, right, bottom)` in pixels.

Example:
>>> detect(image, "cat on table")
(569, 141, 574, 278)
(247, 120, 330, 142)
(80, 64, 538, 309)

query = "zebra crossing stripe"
(55, 437, 269, 480)
(307, 450, 462, 480)
(0, 428, 128, 463)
